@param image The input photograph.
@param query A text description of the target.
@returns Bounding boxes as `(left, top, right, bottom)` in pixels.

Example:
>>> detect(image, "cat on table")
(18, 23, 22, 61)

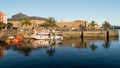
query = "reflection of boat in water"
(30, 30, 63, 40)
(29, 39, 62, 49)
(49, 40, 62, 45)
(30, 39, 49, 49)
(4, 35, 23, 45)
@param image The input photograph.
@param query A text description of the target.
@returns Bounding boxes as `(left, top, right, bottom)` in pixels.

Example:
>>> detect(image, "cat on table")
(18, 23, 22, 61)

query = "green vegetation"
(21, 18, 31, 29)
(88, 21, 98, 30)
(102, 21, 111, 30)
(0, 22, 7, 30)
(40, 17, 57, 29)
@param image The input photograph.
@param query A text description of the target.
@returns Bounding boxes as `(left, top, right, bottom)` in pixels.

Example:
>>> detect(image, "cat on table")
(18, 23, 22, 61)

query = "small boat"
(30, 30, 63, 40)
(4, 34, 23, 45)
(8, 35, 15, 39)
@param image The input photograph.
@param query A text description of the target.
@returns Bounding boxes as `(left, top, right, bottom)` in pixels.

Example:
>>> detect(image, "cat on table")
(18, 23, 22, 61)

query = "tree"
(63, 25, 67, 31)
(41, 17, 57, 29)
(0, 22, 7, 30)
(79, 24, 84, 30)
(89, 21, 98, 30)
(102, 21, 111, 30)
(21, 18, 31, 30)
(7, 23, 13, 30)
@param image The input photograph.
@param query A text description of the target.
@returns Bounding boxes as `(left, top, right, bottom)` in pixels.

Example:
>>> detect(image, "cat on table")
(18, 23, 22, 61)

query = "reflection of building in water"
(102, 37, 118, 49)
(62, 37, 119, 49)
(62, 39, 89, 48)
(0, 46, 6, 59)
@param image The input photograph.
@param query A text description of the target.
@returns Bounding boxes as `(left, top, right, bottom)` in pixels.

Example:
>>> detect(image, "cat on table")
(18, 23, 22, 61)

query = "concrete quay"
(0, 30, 119, 39)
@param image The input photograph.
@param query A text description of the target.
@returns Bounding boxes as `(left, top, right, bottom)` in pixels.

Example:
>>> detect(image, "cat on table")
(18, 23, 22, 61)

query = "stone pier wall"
(63, 30, 119, 38)
(0, 30, 119, 38)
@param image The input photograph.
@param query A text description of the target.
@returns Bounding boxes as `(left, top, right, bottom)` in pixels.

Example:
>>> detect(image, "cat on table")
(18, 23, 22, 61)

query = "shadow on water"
(0, 36, 119, 58)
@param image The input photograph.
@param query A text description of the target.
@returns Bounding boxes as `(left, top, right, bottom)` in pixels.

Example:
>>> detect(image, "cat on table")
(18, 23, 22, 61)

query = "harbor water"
(0, 31, 120, 68)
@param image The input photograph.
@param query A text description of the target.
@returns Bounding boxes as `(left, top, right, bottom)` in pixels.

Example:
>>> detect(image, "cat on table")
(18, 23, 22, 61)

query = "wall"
(63, 30, 119, 38)
(57, 20, 89, 30)
(8, 19, 46, 30)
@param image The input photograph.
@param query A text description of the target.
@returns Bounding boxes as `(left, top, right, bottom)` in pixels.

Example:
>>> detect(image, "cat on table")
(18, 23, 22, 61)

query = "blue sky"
(0, 0, 120, 26)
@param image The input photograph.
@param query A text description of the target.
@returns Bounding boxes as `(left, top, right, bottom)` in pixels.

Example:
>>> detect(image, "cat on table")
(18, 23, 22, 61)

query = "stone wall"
(63, 30, 119, 38)
(63, 31, 81, 38)
(109, 30, 119, 37)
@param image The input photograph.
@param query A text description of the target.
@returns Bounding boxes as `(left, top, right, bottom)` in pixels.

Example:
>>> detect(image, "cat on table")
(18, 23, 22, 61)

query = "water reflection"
(45, 45, 56, 56)
(102, 40, 111, 49)
(12, 46, 32, 56)
(89, 41, 98, 51)
(0, 46, 6, 59)
(0, 37, 119, 58)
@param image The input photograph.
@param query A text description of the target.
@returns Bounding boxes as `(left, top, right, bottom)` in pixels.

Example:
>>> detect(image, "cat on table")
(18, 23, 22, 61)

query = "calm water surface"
(0, 32, 120, 68)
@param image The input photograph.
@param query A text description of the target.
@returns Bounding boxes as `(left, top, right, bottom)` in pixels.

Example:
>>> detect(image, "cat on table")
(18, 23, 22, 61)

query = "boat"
(8, 35, 15, 39)
(30, 30, 63, 40)
(4, 34, 23, 45)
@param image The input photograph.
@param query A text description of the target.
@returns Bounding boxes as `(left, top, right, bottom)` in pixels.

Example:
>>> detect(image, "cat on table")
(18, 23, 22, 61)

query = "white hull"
(31, 35, 63, 40)
(30, 30, 63, 40)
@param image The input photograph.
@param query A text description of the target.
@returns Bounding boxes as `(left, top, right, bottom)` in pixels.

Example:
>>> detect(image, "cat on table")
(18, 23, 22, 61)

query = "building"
(57, 20, 89, 31)
(0, 11, 7, 24)
(8, 12, 48, 30)
(110, 25, 120, 30)
(8, 12, 89, 31)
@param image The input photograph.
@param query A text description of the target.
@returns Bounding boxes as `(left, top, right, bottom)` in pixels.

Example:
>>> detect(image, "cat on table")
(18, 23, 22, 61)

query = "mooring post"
(106, 30, 109, 41)
(81, 30, 84, 42)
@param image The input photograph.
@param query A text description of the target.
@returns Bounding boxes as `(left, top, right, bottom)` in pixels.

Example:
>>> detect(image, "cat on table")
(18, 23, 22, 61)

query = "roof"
(29, 16, 48, 20)
(12, 12, 28, 19)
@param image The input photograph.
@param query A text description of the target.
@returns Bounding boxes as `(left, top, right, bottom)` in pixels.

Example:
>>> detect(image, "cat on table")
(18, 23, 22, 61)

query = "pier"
(0, 30, 119, 39)
(63, 30, 119, 38)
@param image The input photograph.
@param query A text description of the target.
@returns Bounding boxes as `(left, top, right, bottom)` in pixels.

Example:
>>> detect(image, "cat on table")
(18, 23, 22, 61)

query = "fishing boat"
(30, 30, 63, 40)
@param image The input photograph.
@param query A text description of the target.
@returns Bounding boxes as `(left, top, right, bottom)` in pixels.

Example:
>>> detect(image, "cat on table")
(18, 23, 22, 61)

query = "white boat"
(8, 35, 15, 39)
(30, 30, 63, 40)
